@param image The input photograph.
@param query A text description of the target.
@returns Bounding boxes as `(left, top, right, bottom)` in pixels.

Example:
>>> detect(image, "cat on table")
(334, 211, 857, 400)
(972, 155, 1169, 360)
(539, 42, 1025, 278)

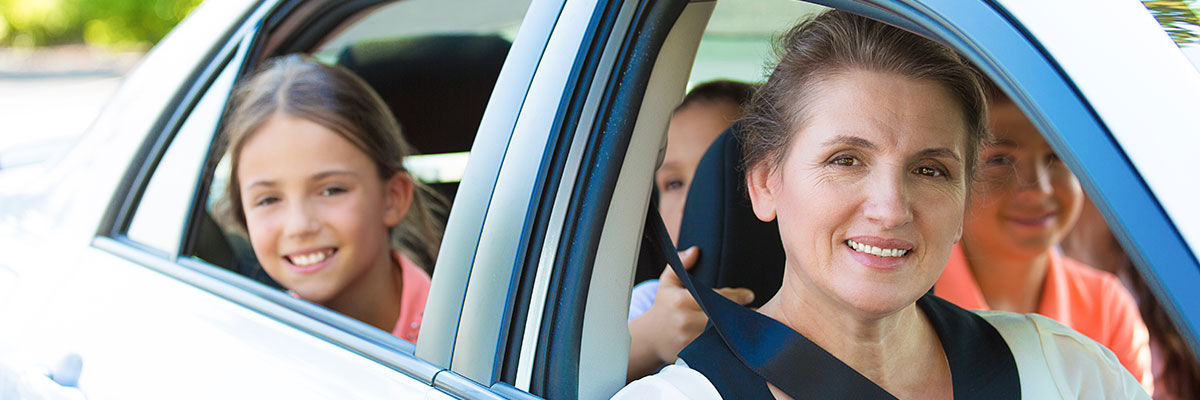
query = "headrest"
(675, 122, 785, 308)
(337, 35, 511, 155)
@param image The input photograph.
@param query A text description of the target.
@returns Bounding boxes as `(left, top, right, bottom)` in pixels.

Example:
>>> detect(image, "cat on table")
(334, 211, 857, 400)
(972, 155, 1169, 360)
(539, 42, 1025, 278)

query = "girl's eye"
(320, 186, 348, 196)
(830, 155, 860, 167)
(1046, 152, 1061, 163)
(254, 195, 279, 207)
(915, 165, 948, 178)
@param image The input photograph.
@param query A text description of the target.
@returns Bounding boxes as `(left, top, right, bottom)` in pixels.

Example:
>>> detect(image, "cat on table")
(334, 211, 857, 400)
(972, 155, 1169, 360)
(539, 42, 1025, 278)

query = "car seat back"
(634, 122, 786, 308)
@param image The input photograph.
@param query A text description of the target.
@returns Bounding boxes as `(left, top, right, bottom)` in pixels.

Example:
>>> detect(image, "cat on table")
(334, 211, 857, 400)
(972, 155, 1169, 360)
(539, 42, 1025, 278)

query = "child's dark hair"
(674, 79, 757, 114)
(218, 54, 445, 269)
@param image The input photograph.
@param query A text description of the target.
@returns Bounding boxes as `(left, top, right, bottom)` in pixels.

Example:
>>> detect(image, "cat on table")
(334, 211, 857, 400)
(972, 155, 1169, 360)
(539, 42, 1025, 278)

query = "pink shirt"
(935, 244, 1153, 394)
(392, 252, 431, 344)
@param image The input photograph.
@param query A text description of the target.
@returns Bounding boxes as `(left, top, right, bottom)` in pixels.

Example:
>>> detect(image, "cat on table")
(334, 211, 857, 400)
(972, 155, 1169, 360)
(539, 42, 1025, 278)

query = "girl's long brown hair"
(218, 54, 445, 270)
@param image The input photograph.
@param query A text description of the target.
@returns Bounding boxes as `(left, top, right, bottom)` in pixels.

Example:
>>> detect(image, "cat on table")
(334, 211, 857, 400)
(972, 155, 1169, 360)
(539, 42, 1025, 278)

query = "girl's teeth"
(292, 251, 329, 266)
(846, 240, 909, 258)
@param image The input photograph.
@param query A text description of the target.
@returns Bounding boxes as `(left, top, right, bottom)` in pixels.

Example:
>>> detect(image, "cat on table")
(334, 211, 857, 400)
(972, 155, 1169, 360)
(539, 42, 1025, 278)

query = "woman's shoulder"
(612, 362, 722, 400)
(973, 310, 1150, 399)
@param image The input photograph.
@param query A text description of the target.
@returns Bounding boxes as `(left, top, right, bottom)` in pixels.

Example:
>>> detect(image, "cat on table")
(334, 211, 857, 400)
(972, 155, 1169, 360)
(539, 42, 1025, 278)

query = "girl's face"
(963, 101, 1082, 260)
(747, 71, 969, 317)
(237, 114, 412, 305)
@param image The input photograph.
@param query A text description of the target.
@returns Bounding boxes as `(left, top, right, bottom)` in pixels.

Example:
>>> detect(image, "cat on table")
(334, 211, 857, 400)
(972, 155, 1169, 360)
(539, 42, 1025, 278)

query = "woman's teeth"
(290, 250, 332, 266)
(846, 240, 909, 257)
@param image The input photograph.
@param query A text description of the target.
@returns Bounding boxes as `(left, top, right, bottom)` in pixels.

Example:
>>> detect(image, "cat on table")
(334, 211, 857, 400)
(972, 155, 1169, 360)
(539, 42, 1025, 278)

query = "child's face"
(657, 101, 741, 243)
(237, 114, 412, 306)
(963, 101, 1082, 260)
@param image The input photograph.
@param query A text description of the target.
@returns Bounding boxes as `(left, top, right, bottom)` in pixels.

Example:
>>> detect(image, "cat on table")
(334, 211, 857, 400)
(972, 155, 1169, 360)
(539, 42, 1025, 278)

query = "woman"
(935, 84, 1154, 391)
(615, 10, 1147, 399)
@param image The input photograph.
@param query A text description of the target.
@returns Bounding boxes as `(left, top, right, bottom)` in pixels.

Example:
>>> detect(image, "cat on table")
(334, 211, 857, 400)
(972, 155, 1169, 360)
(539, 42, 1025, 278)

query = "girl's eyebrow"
(311, 169, 358, 181)
(245, 179, 277, 190)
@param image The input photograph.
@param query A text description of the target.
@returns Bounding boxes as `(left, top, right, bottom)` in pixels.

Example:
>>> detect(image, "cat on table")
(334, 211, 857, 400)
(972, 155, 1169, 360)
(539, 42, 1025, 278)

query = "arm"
(626, 247, 754, 381)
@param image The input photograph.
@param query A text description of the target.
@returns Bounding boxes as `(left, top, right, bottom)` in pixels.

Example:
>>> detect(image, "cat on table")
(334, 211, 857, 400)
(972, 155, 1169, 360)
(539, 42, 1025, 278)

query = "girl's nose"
(863, 171, 913, 230)
(282, 201, 321, 238)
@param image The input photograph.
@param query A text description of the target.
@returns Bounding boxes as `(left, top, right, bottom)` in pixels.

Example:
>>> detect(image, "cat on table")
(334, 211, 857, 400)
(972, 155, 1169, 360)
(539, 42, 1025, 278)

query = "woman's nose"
(282, 201, 320, 238)
(863, 171, 913, 230)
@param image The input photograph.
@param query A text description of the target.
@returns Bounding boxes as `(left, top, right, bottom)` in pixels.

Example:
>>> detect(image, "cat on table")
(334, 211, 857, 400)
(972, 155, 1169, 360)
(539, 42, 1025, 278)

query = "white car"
(1, 0, 1197, 398)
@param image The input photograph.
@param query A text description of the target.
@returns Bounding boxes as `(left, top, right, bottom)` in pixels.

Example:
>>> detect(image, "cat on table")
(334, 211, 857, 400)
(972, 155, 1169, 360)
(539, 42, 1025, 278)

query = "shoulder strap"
(919, 295, 1021, 399)
(678, 326, 773, 399)
(643, 204, 896, 399)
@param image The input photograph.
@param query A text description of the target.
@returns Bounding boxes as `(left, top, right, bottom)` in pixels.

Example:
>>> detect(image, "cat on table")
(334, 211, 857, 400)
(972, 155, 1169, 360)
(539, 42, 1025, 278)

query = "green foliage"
(0, 0, 201, 48)
(1144, 0, 1200, 46)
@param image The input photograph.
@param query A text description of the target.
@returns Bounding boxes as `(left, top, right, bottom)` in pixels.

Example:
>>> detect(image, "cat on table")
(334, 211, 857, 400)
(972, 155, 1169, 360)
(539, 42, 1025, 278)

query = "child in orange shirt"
(219, 55, 444, 343)
(934, 83, 1152, 392)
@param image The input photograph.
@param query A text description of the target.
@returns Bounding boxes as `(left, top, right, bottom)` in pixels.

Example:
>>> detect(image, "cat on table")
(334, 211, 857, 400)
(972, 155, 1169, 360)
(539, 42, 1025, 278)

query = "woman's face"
(747, 70, 969, 317)
(238, 114, 412, 305)
(963, 101, 1082, 260)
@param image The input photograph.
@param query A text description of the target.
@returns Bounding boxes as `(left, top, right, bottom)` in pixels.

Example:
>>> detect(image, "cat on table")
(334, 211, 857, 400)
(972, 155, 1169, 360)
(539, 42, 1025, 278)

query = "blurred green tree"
(0, 0, 201, 49)
(1144, 0, 1200, 45)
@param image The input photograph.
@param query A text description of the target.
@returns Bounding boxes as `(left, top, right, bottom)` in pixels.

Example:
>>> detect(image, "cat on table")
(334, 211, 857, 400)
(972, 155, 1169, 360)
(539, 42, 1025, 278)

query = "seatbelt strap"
(643, 202, 896, 399)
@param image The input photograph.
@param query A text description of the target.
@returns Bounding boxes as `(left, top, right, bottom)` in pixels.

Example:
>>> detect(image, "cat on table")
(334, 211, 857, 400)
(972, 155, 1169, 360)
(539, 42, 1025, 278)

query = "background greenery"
(0, 0, 201, 49)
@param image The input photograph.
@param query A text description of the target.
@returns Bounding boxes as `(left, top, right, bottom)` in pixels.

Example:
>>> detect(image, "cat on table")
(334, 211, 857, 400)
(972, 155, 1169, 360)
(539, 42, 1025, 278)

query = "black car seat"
(337, 34, 512, 206)
(634, 122, 786, 308)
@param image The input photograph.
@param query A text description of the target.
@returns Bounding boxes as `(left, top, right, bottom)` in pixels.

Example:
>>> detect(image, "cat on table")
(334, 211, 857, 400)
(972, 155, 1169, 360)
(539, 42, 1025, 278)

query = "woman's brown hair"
(218, 54, 445, 270)
(739, 10, 988, 180)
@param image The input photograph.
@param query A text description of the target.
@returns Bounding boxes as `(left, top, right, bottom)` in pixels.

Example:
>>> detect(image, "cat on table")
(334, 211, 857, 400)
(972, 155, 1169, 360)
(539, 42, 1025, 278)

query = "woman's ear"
(383, 172, 414, 227)
(745, 163, 778, 222)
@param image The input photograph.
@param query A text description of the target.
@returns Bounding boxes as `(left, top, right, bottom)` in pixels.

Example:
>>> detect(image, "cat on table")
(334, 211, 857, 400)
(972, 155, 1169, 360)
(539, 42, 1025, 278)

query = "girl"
(219, 55, 444, 344)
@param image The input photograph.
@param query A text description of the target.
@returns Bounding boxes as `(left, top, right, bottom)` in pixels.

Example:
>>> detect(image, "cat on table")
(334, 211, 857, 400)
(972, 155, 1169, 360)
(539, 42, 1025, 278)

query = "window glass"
(688, 0, 824, 88)
(1142, 0, 1200, 73)
(127, 54, 241, 253)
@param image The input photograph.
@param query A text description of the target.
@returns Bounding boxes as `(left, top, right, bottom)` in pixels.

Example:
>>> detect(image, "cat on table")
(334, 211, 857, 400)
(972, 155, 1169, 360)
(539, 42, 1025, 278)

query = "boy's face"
(657, 100, 742, 243)
(963, 101, 1083, 259)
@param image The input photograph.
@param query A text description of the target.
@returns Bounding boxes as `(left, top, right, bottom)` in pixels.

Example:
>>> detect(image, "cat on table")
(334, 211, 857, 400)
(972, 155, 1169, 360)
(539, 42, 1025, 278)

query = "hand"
(626, 247, 754, 381)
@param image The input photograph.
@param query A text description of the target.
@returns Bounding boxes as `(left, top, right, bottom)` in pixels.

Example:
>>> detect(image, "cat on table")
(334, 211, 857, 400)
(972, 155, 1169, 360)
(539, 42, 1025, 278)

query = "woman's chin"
(837, 287, 925, 318)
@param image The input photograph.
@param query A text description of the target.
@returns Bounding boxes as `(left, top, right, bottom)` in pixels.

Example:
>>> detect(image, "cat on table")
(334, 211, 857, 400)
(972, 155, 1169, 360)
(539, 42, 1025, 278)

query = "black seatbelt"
(642, 202, 896, 399)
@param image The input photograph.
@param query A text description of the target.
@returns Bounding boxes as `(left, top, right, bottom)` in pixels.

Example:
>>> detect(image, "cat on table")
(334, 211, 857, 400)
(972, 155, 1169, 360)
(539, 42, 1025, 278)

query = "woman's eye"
(830, 155, 859, 167)
(320, 186, 348, 196)
(915, 165, 948, 178)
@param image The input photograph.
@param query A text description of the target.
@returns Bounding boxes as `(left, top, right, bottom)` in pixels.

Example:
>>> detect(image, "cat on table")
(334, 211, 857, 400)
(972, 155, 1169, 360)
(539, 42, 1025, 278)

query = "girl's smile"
(283, 247, 338, 274)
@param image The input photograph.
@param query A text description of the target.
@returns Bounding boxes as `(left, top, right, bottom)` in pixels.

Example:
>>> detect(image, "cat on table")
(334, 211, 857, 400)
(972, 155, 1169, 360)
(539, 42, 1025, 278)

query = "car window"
(602, 0, 1198, 397)
(126, 43, 245, 254)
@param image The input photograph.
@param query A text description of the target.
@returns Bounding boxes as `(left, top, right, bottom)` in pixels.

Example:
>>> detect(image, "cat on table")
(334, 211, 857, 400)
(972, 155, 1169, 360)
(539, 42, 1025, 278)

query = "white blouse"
(612, 311, 1150, 399)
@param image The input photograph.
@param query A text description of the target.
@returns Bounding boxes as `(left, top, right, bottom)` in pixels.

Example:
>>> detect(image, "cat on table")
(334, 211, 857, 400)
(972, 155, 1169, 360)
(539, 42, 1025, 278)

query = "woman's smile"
(845, 237, 914, 269)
